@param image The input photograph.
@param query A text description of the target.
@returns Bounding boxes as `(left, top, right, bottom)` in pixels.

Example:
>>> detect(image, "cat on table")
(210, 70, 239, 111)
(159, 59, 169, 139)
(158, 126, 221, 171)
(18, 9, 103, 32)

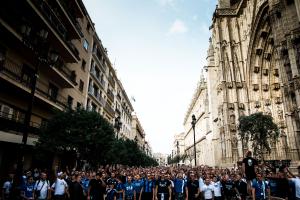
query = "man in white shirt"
(34, 172, 50, 200)
(212, 176, 222, 200)
(51, 172, 69, 200)
(287, 166, 300, 200)
(201, 177, 214, 200)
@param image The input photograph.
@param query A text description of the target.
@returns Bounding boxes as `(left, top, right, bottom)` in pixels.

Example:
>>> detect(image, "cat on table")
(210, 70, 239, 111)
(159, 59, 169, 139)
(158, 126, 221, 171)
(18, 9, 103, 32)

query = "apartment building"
(183, 73, 214, 166)
(115, 80, 134, 140)
(131, 115, 146, 149)
(0, 0, 95, 173)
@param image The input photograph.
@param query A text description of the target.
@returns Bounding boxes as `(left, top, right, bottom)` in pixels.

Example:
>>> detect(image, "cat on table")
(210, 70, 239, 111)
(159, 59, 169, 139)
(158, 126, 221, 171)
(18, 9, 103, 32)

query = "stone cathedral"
(205, 0, 300, 166)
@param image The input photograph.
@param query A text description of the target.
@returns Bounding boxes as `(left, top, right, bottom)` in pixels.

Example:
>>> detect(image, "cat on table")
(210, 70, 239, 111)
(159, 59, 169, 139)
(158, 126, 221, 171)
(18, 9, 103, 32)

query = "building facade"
(131, 115, 146, 149)
(206, 0, 300, 166)
(0, 0, 139, 174)
(182, 74, 215, 166)
(172, 132, 185, 157)
(0, 0, 95, 173)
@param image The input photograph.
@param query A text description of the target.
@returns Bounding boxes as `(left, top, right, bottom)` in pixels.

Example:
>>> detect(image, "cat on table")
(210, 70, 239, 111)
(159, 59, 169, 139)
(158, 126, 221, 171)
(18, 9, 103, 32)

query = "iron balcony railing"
(0, 58, 68, 110)
(31, 0, 80, 60)
(107, 89, 115, 101)
(0, 109, 45, 135)
(104, 102, 115, 117)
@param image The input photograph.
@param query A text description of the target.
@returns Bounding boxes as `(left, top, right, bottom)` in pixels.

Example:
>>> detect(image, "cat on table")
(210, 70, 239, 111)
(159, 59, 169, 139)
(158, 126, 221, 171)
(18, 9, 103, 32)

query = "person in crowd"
(212, 176, 222, 200)
(287, 166, 300, 200)
(115, 176, 124, 200)
(221, 174, 238, 200)
(51, 172, 69, 200)
(133, 174, 144, 200)
(69, 174, 84, 200)
(251, 172, 270, 200)
(21, 176, 35, 200)
(186, 173, 200, 200)
(242, 151, 258, 194)
(2, 173, 13, 200)
(106, 181, 117, 200)
(34, 172, 51, 200)
(155, 172, 172, 200)
(235, 174, 247, 200)
(88, 172, 106, 200)
(107, 172, 118, 189)
(123, 175, 135, 200)
(201, 177, 214, 200)
(143, 173, 155, 200)
(173, 172, 187, 200)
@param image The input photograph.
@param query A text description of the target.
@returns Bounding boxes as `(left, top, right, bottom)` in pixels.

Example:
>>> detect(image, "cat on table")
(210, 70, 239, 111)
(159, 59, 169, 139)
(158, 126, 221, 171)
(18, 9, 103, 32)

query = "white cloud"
(168, 19, 188, 35)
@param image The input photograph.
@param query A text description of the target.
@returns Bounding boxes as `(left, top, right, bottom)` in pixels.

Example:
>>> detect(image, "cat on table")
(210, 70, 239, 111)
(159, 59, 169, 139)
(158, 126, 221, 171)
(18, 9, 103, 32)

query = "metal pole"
(193, 126, 197, 166)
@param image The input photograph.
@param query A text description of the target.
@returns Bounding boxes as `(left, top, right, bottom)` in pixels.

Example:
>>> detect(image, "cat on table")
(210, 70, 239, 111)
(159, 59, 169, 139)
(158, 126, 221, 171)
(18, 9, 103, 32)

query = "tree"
(36, 109, 158, 168)
(238, 112, 280, 160)
(36, 109, 116, 168)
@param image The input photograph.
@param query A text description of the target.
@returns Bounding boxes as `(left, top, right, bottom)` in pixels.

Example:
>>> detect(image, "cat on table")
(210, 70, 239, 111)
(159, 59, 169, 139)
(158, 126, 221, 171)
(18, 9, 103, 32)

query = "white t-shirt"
(2, 181, 12, 194)
(199, 178, 205, 191)
(51, 178, 68, 195)
(34, 180, 50, 199)
(291, 177, 300, 198)
(202, 184, 214, 200)
(212, 181, 222, 197)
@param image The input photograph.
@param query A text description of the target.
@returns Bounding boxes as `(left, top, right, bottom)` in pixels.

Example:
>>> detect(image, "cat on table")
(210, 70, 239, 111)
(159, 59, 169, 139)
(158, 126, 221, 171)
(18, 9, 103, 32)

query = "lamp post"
(18, 26, 58, 174)
(114, 116, 122, 139)
(191, 114, 197, 166)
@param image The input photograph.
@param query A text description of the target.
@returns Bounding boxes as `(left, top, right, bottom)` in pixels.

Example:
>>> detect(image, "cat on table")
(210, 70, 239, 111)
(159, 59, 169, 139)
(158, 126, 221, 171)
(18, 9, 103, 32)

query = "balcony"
(108, 76, 115, 87)
(58, 0, 85, 18)
(52, 0, 84, 39)
(27, 0, 80, 62)
(88, 89, 105, 107)
(107, 89, 115, 102)
(43, 59, 77, 88)
(92, 48, 106, 73)
(104, 103, 115, 117)
(0, 58, 68, 110)
(0, 107, 43, 135)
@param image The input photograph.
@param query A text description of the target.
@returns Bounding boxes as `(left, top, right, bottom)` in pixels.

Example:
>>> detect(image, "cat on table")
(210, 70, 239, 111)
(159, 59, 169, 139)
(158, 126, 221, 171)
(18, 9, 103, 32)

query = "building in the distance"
(172, 132, 185, 157)
(182, 73, 214, 166)
(153, 153, 168, 166)
(131, 114, 146, 149)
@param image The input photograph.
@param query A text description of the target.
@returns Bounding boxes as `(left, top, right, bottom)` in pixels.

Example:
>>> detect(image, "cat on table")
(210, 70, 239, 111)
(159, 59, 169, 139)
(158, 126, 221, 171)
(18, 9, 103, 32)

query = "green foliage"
(36, 109, 158, 168)
(167, 154, 186, 164)
(238, 112, 280, 160)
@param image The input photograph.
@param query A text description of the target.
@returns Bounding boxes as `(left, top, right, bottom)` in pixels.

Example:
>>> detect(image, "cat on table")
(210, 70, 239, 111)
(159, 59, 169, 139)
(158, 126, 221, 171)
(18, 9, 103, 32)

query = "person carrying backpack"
(34, 172, 51, 200)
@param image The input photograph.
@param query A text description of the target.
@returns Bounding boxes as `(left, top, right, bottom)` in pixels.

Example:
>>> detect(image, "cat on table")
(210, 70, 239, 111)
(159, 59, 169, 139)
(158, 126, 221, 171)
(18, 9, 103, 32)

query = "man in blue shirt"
(252, 173, 270, 200)
(123, 176, 135, 200)
(21, 176, 35, 200)
(133, 174, 144, 200)
(143, 173, 155, 200)
(173, 173, 187, 200)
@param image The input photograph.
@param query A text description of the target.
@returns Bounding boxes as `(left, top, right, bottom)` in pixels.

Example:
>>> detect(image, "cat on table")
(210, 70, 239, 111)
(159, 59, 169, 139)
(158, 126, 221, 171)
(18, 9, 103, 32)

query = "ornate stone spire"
(206, 38, 214, 67)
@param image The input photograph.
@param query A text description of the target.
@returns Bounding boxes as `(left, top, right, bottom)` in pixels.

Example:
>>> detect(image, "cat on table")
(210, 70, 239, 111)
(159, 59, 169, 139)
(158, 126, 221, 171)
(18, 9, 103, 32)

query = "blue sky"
(84, 0, 217, 154)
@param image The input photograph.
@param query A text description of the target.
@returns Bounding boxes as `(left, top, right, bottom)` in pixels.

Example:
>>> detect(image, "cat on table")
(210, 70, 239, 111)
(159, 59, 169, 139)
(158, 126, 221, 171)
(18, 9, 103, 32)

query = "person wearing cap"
(51, 172, 69, 200)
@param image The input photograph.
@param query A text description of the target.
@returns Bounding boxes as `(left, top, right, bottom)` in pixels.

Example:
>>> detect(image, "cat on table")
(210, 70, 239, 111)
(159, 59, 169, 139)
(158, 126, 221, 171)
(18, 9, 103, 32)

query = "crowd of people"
(2, 151, 300, 200)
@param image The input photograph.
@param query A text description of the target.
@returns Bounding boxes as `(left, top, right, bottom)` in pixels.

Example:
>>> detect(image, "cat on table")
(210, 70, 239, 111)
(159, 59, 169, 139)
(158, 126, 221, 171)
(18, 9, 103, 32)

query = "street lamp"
(191, 114, 197, 166)
(114, 116, 122, 139)
(18, 27, 58, 174)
